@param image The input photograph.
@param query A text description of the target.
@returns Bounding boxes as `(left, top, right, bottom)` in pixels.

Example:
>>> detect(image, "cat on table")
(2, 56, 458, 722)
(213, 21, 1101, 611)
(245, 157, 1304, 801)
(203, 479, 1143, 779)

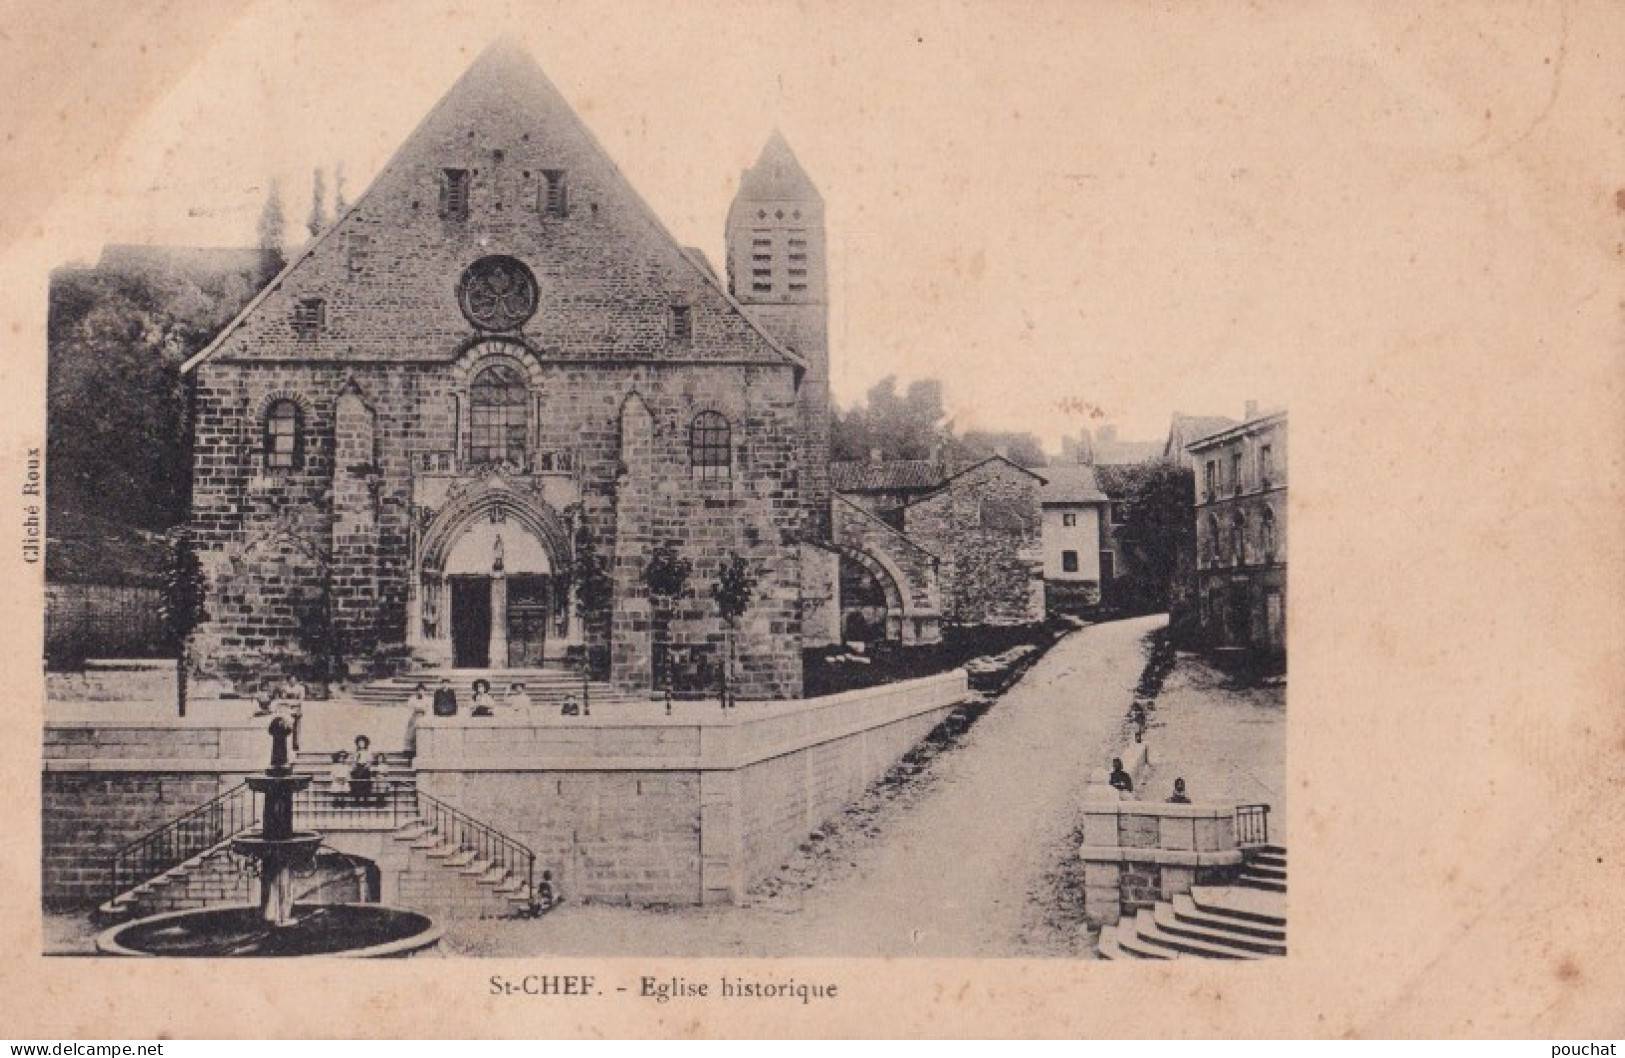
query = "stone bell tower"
(726, 132, 830, 539)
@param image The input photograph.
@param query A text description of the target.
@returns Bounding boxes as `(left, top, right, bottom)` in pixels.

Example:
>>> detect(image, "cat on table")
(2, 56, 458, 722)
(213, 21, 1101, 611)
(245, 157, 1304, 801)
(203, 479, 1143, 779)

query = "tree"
(710, 552, 758, 709)
(641, 542, 692, 705)
(958, 429, 1047, 467)
(568, 522, 613, 680)
(157, 533, 206, 717)
(1102, 462, 1197, 615)
(306, 168, 328, 241)
(831, 375, 948, 462)
(257, 179, 287, 278)
(48, 256, 261, 538)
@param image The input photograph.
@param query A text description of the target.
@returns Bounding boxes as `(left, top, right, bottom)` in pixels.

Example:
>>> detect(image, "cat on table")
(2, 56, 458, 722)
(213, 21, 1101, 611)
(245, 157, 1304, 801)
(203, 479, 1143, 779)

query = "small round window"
(458, 255, 538, 331)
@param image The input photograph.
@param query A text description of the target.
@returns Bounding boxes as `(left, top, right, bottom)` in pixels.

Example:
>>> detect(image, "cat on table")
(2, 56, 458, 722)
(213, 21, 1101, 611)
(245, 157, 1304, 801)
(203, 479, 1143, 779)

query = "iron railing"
(292, 777, 419, 831)
(1235, 803, 1271, 846)
(415, 789, 535, 904)
(108, 782, 258, 903)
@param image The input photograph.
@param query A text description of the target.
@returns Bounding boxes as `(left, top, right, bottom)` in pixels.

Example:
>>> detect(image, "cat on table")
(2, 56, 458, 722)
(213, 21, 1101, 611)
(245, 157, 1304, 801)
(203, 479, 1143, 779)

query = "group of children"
(327, 734, 384, 803)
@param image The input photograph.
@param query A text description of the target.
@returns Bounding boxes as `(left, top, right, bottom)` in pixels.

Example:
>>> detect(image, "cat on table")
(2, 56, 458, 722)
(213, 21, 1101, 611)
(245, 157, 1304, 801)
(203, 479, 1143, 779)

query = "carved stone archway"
(410, 476, 573, 668)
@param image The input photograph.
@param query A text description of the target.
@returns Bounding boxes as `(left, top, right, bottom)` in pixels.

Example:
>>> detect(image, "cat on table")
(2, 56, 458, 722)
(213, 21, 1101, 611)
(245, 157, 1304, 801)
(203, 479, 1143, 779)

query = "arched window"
(468, 363, 528, 466)
(690, 412, 731, 482)
(1261, 507, 1277, 562)
(1207, 514, 1221, 565)
(263, 400, 303, 470)
(1231, 511, 1248, 566)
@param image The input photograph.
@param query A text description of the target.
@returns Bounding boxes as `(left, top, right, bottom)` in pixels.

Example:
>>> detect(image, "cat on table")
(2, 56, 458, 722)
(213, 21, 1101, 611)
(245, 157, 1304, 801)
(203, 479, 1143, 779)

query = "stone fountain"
(234, 715, 324, 927)
(96, 717, 442, 957)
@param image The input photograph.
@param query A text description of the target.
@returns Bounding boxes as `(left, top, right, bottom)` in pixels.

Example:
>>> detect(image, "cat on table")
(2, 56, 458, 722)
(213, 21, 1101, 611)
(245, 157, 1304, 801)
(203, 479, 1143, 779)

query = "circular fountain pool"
(95, 904, 443, 958)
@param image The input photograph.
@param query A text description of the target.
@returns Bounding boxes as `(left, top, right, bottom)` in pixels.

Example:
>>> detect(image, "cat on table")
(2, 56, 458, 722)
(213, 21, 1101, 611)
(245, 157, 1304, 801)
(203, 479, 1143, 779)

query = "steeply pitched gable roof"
(1038, 464, 1108, 505)
(903, 454, 1047, 508)
(1166, 413, 1240, 455)
(185, 40, 804, 374)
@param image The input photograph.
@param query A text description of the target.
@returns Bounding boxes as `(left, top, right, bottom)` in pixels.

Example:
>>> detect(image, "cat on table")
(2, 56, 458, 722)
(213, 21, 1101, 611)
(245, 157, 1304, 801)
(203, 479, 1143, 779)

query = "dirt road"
(442, 614, 1164, 957)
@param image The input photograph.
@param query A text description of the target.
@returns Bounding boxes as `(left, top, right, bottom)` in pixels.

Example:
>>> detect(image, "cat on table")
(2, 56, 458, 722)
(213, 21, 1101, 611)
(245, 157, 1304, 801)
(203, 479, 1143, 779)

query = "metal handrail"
(414, 789, 536, 905)
(108, 782, 259, 903)
(1235, 803, 1271, 846)
(292, 775, 419, 830)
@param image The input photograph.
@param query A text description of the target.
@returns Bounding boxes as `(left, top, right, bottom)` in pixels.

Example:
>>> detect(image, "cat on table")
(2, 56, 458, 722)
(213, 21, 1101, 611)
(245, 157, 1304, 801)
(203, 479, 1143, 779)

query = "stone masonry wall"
(43, 771, 229, 910)
(185, 46, 808, 698)
(417, 769, 704, 906)
(191, 358, 806, 698)
(905, 459, 1044, 625)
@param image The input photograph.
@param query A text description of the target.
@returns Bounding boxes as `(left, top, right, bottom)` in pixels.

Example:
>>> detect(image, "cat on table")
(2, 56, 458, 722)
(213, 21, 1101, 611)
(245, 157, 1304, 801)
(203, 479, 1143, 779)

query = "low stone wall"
(413, 671, 969, 905)
(1079, 782, 1241, 926)
(44, 673, 971, 911)
(42, 720, 270, 908)
(46, 661, 178, 705)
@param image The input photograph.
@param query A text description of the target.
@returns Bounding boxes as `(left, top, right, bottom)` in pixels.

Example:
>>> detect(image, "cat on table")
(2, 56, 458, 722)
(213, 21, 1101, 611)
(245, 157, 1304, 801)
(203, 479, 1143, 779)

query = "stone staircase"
(389, 817, 535, 918)
(346, 668, 649, 709)
(1236, 844, 1287, 892)
(96, 778, 542, 923)
(1097, 845, 1287, 960)
(97, 839, 256, 922)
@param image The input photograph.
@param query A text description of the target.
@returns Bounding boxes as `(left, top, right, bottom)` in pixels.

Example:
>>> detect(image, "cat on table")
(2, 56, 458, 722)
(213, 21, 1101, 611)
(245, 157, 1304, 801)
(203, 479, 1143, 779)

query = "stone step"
(1171, 894, 1286, 943)
(1112, 916, 1176, 960)
(474, 865, 510, 886)
(1237, 874, 1287, 893)
(1131, 910, 1255, 960)
(1154, 903, 1286, 956)
(1190, 885, 1287, 926)
(1242, 862, 1287, 881)
(1096, 925, 1131, 960)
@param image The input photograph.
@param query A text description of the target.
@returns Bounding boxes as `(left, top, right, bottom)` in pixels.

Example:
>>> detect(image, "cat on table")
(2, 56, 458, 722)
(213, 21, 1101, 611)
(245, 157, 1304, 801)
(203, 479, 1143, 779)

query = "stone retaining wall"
(44, 672, 969, 911)
(412, 671, 968, 905)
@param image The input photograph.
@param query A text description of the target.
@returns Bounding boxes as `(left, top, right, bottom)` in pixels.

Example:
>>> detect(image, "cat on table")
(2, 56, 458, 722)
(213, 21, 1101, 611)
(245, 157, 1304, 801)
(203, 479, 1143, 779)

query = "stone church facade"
(182, 44, 830, 700)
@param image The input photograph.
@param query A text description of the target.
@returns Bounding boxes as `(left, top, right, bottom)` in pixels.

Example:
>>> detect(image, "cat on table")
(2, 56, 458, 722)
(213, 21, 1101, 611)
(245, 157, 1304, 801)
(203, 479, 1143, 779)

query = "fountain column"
(238, 716, 319, 928)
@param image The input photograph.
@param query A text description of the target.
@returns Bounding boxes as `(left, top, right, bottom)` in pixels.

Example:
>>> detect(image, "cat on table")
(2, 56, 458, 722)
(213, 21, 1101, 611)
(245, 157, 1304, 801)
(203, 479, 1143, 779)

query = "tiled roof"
(1170, 414, 1240, 449)
(1038, 464, 1108, 504)
(829, 460, 946, 493)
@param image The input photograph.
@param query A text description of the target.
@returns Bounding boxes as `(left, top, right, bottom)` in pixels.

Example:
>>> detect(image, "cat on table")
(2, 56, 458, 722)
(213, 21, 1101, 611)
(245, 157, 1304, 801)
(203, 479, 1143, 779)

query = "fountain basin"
(230, 831, 324, 860)
(95, 903, 443, 957)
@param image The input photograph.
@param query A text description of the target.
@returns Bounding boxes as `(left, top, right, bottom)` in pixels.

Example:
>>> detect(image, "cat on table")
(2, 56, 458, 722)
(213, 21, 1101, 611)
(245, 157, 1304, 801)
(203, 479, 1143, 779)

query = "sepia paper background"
(1, 0, 1621, 1038)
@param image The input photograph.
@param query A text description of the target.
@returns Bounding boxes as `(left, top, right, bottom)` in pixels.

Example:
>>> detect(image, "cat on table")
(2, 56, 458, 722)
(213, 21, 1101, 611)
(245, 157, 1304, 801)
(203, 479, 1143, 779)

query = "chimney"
(1245, 400, 1259, 420)
(869, 447, 883, 464)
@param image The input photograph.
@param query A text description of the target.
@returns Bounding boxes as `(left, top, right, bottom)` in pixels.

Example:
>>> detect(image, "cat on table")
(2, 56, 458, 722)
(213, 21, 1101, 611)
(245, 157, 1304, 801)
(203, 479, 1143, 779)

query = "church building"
(181, 43, 831, 700)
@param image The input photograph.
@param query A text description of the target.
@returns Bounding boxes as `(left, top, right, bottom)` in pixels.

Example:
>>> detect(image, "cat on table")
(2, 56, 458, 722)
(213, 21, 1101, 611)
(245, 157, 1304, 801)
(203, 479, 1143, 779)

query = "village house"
(1189, 408, 1288, 662)
(1035, 463, 1109, 612)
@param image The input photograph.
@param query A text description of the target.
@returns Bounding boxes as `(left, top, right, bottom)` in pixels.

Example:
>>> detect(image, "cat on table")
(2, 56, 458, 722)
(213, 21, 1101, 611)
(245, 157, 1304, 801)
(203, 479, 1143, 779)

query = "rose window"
(458, 256, 538, 331)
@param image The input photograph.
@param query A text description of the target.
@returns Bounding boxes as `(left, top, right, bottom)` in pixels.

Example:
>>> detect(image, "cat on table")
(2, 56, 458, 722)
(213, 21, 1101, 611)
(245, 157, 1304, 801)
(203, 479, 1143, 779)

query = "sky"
(11, 0, 1580, 448)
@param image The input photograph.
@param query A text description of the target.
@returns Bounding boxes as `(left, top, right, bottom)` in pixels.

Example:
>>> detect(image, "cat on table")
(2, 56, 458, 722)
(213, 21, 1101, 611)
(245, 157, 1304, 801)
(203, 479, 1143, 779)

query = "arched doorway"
(835, 545, 907, 645)
(415, 484, 571, 669)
